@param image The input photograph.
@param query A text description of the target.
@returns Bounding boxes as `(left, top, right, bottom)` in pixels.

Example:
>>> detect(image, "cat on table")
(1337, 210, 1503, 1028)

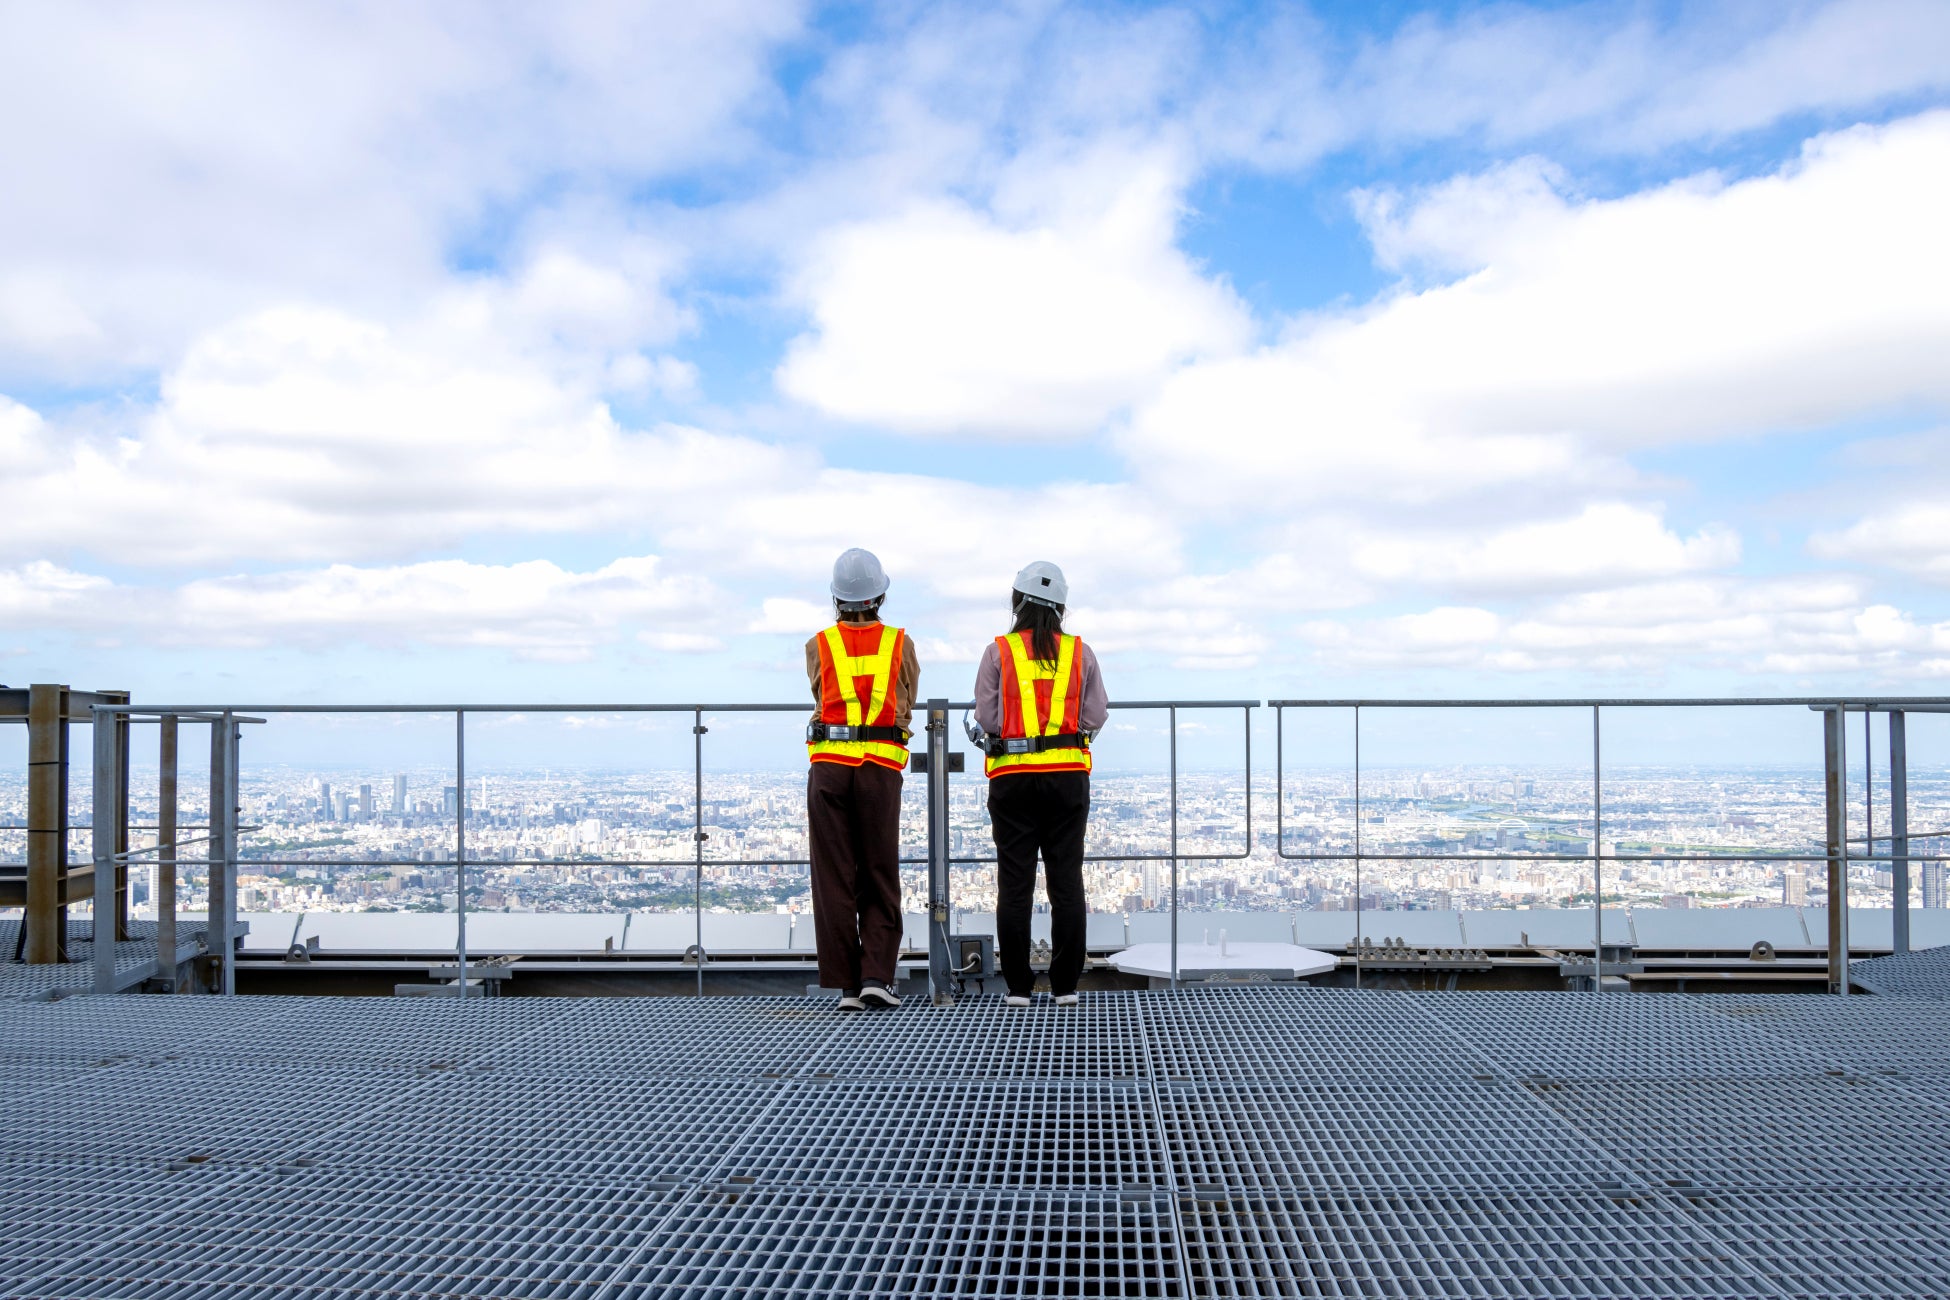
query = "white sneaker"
(837, 990, 866, 1011)
(1005, 994, 1031, 1007)
(1053, 992, 1079, 1006)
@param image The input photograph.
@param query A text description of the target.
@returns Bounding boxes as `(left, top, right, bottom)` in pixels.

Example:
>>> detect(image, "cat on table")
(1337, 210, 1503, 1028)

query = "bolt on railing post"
(1825, 704, 1850, 995)
(1892, 710, 1910, 955)
(1593, 704, 1604, 993)
(926, 698, 953, 1005)
(1169, 705, 1179, 991)
(455, 710, 468, 999)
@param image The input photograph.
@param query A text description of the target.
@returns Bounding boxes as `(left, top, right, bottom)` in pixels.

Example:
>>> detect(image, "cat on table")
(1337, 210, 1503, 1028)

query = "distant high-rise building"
(1783, 869, 1808, 907)
(392, 774, 407, 813)
(1925, 863, 1949, 910)
(443, 786, 458, 816)
(358, 784, 373, 819)
(1141, 861, 1162, 907)
(332, 790, 351, 821)
(318, 782, 332, 819)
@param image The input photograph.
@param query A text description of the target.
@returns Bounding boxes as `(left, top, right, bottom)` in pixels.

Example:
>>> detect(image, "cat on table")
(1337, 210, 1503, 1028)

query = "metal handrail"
(88, 696, 1261, 998)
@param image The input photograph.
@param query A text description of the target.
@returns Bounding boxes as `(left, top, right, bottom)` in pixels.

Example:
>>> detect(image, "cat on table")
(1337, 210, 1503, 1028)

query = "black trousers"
(988, 770, 1090, 997)
(807, 760, 904, 990)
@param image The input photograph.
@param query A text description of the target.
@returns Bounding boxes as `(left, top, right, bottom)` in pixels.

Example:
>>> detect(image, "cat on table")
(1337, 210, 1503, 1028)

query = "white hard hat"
(1012, 560, 1068, 609)
(830, 548, 890, 608)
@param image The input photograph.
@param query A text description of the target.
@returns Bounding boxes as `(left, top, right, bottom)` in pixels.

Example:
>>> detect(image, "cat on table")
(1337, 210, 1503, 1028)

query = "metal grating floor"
(0, 919, 205, 999)
(6, 987, 1950, 1298)
(1852, 945, 1950, 999)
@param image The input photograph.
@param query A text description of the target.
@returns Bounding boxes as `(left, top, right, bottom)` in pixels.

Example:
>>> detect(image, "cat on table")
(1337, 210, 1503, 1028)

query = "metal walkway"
(6, 987, 1950, 1297)
(0, 920, 206, 1000)
(1853, 945, 1950, 999)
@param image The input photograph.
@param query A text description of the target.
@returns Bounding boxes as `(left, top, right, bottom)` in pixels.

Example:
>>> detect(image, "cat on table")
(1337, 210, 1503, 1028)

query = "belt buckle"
(1005, 738, 1031, 754)
(830, 725, 854, 741)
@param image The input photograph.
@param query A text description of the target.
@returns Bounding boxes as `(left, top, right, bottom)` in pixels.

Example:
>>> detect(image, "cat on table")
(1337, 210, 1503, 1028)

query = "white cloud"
(3, 554, 716, 663)
(1811, 500, 1950, 583)
(1349, 504, 1740, 594)
(1126, 111, 1950, 513)
(776, 151, 1251, 436)
(1300, 577, 1950, 678)
(747, 598, 830, 635)
(0, 2, 801, 379)
(0, 305, 799, 566)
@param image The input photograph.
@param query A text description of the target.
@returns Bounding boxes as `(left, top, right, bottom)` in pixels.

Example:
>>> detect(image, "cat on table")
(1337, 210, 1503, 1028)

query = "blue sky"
(3, 0, 1949, 736)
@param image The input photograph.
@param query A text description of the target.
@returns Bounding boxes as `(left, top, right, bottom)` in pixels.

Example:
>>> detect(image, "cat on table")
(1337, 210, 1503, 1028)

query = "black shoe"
(860, 980, 902, 1008)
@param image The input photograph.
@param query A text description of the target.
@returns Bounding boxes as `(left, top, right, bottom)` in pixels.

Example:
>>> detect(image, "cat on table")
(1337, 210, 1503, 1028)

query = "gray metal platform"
(1853, 946, 1950, 999)
(0, 920, 206, 999)
(5, 987, 1950, 1297)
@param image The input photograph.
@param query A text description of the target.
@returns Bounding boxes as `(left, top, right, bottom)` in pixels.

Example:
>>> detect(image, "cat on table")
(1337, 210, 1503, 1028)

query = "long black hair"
(1010, 593, 1065, 665)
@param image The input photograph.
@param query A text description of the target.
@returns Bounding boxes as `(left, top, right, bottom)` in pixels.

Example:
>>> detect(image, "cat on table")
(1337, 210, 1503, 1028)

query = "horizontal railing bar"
(1269, 697, 1950, 708)
(1276, 850, 1950, 863)
(87, 697, 1260, 716)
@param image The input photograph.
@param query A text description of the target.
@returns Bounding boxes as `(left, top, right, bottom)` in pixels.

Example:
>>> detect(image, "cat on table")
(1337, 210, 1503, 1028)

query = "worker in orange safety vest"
(967, 561, 1107, 1007)
(805, 548, 919, 1011)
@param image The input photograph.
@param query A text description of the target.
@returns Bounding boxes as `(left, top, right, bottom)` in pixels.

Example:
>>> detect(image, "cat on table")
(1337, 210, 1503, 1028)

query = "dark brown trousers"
(806, 759, 904, 990)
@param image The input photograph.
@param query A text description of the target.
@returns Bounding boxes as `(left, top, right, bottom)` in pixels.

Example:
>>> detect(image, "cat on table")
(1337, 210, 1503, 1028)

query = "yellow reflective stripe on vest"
(821, 625, 898, 727)
(811, 625, 907, 769)
(1004, 631, 1075, 736)
(988, 632, 1090, 776)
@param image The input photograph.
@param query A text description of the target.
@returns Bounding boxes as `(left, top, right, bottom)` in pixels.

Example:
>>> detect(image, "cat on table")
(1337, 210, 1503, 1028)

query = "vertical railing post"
(23, 684, 65, 964)
(693, 708, 706, 997)
(91, 709, 119, 994)
(455, 710, 468, 998)
(1353, 705, 1362, 992)
(1169, 705, 1179, 990)
(208, 717, 231, 994)
(112, 697, 131, 942)
(1593, 704, 1604, 993)
(1824, 705, 1850, 995)
(926, 698, 953, 1005)
(1890, 710, 1909, 954)
(158, 716, 178, 989)
(221, 713, 238, 995)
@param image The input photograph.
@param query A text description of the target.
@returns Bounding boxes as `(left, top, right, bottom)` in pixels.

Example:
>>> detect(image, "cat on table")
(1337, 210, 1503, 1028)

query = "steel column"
(455, 710, 468, 998)
(1169, 705, 1179, 990)
(209, 715, 237, 995)
(1593, 704, 1604, 992)
(693, 708, 705, 997)
(1891, 710, 1910, 955)
(1824, 705, 1850, 995)
(113, 698, 130, 942)
(23, 684, 66, 963)
(926, 698, 953, 1005)
(1353, 705, 1362, 992)
(157, 716, 178, 988)
(90, 715, 119, 994)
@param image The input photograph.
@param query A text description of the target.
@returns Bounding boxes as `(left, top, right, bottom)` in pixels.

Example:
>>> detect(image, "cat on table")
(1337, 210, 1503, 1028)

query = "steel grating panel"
(721, 1078, 1169, 1191)
(286, 1074, 785, 1187)
(1158, 1079, 1638, 1197)
(1411, 990, 1838, 1080)
(27, 1169, 677, 1300)
(804, 1000, 1149, 1079)
(1177, 1189, 1774, 1299)
(608, 1187, 1183, 1299)
(1674, 1188, 1950, 1299)
(1852, 947, 1950, 1000)
(1521, 1075, 1950, 1194)
(1706, 995, 1950, 1083)
(1141, 992, 1495, 1085)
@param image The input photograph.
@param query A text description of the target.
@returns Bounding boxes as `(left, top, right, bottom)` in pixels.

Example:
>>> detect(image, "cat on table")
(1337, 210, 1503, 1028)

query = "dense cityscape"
(6, 761, 1946, 922)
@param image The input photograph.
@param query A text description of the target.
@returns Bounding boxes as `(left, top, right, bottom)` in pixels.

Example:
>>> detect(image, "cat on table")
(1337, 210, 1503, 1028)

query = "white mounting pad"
(1110, 940, 1339, 980)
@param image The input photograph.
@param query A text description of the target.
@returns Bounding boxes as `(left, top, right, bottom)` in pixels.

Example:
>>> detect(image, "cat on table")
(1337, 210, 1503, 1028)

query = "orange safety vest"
(986, 631, 1092, 778)
(807, 622, 910, 771)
